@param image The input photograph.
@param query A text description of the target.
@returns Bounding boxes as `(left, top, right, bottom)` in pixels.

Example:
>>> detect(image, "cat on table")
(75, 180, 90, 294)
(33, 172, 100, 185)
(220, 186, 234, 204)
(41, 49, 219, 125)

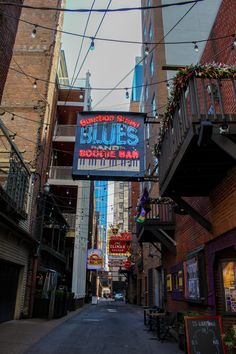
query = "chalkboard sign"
(185, 316, 225, 354)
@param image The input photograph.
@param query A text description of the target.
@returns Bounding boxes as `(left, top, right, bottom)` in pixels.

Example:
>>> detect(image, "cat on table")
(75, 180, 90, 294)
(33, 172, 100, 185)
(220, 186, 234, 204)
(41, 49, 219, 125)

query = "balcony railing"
(54, 125, 76, 137)
(136, 201, 174, 237)
(158, 73, 236, 196)
(49, 166, 73, 180)
(146, 200, 174, 222)
(0, 120, 30, 219)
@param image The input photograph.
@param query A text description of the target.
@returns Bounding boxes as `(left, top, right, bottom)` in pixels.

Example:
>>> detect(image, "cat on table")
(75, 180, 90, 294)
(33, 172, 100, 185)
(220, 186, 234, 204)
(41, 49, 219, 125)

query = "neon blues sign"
(72, 111, 145, 180)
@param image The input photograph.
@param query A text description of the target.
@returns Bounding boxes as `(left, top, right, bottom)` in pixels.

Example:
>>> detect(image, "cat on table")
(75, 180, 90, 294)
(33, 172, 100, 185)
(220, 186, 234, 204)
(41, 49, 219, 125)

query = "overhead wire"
(63, 0, 113, 105)
(0, 8, 233, 48)
(68, 0, 96, 87)
(0, 1, 206, 13)
(93, 0, 200, 108)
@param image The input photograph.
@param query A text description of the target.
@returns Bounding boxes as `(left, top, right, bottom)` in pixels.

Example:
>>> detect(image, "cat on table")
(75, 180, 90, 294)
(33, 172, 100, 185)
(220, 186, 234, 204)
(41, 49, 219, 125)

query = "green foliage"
(223, 326, 236, 354)
(153, 63, 236, 158)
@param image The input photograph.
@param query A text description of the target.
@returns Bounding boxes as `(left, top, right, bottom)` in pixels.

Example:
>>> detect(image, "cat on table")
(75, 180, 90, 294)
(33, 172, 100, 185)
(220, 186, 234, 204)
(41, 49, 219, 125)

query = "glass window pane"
(222, 261, 236, 312)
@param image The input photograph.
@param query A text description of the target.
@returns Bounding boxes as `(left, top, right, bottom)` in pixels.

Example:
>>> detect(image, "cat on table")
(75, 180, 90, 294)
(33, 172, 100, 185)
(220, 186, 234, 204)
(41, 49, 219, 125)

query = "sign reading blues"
(72, 111, 145, 180)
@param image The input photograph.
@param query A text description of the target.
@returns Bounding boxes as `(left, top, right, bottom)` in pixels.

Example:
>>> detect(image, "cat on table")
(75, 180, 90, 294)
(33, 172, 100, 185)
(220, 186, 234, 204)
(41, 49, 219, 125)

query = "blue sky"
(61, 1, 142, 111)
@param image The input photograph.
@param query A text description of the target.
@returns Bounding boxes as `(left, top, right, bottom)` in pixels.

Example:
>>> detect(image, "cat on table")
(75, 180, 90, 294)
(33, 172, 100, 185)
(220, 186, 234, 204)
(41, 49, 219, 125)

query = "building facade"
(0, 0, 64, 321)
(137, 0, 236, 333)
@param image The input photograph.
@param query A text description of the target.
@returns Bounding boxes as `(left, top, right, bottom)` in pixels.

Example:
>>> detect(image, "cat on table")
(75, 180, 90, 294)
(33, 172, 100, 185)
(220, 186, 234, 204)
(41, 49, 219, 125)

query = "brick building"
(157, 0, 236, 331)
(0, 0, 23, 102)
(133, 0, 236, 334)
(0, 0, 64, 322)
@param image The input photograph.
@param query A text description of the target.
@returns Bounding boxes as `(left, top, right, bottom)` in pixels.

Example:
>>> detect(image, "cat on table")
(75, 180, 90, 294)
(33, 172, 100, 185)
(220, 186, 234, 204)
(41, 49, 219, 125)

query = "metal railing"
(146, 201, 174, 223)
(54, 125, 76, 137)
(159, 77, 236, 186)
(49, 166, 73, 180)
(0, 120, 30, 218)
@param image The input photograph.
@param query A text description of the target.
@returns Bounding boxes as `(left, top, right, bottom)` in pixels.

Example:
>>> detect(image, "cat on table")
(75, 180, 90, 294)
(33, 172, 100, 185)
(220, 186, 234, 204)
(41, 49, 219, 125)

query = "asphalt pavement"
(0, 300, 183, 354)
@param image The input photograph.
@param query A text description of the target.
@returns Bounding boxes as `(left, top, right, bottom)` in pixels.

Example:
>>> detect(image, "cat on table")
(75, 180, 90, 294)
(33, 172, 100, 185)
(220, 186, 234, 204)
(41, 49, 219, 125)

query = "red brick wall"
(201, 0, 236, 66)
(1, 0, 62, 229)
(0, 1, 22, 102)
(164, 0, 236, 316)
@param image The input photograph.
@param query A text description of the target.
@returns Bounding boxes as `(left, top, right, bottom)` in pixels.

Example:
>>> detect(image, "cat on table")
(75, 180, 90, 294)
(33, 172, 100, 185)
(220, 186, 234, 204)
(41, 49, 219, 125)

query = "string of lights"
(93, 1, 199, 108)
(0, 1, 205, 13)
(9, 65, 173, 92)
(0, 8, 233, 49)
(63, 0, 113, 106)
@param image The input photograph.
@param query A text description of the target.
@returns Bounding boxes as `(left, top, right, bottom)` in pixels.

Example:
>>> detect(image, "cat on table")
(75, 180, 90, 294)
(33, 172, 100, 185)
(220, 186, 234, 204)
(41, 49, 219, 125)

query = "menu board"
(185, 316, 225, 354)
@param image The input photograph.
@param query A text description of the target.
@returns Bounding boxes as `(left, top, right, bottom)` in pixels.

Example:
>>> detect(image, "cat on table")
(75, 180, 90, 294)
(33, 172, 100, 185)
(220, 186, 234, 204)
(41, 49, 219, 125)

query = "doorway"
(0, 260, 21, 322)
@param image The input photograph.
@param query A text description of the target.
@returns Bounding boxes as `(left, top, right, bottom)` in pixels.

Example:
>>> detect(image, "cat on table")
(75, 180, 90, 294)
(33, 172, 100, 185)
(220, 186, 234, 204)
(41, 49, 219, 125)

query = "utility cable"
(64, 0, 113, 105)
(0, 1, 206, 13)
(63, 0, 96, 105)
(93, 1, 200, 108)
(0, 8, 233, 48)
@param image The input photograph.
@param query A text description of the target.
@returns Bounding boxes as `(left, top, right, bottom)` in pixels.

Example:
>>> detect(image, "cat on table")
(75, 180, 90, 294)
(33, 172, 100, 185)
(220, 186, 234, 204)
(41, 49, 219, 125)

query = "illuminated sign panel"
(87, 249, 103, 270)
(72, 111, 145, 180)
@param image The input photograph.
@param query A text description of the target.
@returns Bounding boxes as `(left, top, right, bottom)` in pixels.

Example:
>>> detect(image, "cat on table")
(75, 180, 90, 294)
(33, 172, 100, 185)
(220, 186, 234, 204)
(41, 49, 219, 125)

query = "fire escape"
(0, 119, 31, 222)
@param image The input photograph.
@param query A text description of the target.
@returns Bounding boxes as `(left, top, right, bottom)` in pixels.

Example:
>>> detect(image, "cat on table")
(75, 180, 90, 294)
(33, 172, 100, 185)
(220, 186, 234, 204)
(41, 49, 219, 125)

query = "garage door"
(0, 260, 20, 323)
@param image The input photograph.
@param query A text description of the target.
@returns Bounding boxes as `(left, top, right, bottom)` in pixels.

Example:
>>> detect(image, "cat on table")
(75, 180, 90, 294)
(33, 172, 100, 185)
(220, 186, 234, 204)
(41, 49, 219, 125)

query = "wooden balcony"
(158, 71, 236, 197)
(137, 202, 176, 254)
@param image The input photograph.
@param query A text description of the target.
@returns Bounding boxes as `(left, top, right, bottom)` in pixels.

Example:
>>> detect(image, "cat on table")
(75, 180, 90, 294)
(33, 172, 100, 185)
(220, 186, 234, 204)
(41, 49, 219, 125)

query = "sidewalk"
(0, 307, 87, 354)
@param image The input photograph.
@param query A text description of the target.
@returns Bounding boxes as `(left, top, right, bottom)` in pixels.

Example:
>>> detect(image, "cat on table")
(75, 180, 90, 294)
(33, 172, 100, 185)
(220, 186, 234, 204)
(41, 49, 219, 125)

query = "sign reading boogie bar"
(72, 111, 145, 180)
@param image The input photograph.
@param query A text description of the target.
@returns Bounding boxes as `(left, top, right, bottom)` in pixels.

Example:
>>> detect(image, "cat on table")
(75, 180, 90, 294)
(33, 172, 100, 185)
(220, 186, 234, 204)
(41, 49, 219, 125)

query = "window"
(222, 260, 236, 312)
(151, 94, 156, 115)
(119, 202, 123, 209)
(184, 257, 200, 300)
(146, 122, 150, 139)
(166, 274, 172, 292)
(143, 25, 146, 40)
(183, 250, 207, 303)
(150, 56, 154, 77)
(149, 22, 153, 41)
(145, 82, 148, 101)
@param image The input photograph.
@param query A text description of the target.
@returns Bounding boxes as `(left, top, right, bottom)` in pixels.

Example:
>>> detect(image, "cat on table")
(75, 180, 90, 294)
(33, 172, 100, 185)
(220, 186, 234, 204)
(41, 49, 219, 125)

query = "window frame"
(220, 258, 236, 314)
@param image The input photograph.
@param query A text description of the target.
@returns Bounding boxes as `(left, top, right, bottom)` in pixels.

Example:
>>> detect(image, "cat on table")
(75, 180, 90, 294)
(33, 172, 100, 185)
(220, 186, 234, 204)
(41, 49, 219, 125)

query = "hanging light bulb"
(69, 200, 72, 205)
(33, 79, 37, 89)
(11, 114, 15, 121)
(155, 110, 158, 119)
(193, 42, 199, 52)
(233, 36, 236, 48)
(90, 37, 95, 50)
(166, 82, 170, 90)
(144, 44, 149, 56)
(125, 88, 129, 99)
(31, 25, 37, 38)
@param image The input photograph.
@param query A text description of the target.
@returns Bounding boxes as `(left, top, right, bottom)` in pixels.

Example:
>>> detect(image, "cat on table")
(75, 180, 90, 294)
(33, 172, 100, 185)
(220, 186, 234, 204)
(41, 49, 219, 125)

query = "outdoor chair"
(160, 312, 178, 342)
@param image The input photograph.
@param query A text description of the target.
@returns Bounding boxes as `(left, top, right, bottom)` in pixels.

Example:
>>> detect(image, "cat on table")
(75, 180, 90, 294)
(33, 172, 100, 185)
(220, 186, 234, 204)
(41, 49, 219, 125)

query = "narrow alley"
(0, 301, 182, 354)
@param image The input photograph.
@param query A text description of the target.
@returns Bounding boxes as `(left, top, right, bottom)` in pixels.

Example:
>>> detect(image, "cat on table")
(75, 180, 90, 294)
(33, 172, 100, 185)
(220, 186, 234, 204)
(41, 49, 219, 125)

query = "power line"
(0, 8, 233, 51)
(93, 0, 200, 109)
(63, 0, 97, 105)
(64, 0, 113, 105)
(9, 64, 173, 91)
(0, 1, 205, 13)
